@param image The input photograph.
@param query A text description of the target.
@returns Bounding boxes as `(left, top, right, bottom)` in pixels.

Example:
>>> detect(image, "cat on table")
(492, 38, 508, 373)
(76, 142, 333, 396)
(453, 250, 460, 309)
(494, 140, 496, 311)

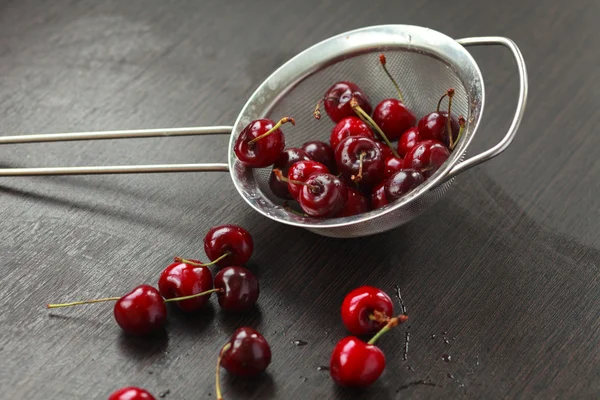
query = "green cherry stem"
(174, 252, 231, 267)
(451, 115, 466, 151)
(350, 97, 400, 158)
(379, 54, 404, 102)
(216, 342, 232, 400)
(47, 296, 121, 309)
(247, 117, 295, 145)
(351, 152, 366, 183)
(273, 169, 318, 193)
(163, 288, 223, 303)
(445, 89, 455, 149)
(367, 314, 409, 345)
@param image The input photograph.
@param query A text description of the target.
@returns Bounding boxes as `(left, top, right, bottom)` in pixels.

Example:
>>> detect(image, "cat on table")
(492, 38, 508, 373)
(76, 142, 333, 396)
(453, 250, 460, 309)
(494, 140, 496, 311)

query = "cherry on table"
(341, 286, 394, 335)
(234, 117, 294, 168)
(337, 187, 369, 217)
(282, 160, 329, 200)
(214, 266, 259, 312)
(370, 182, 389, 210)
(108, 386, 155, 400)
(383, 156, 404, 179)
(397, 127, 421, 158)
(335, 136, 384, 188)
(403, 140, 450, 178)
(204, 224, 254, 267)
(268, 148, 311, 199)
(329, 116, 375, 151)
(385, 169, 425, 202)
(158, 259, 213, 312)
(418, 88, 459, 148)
(315, 81, 372, 123)
(297, 173, 348, 218)
(302, 140, 336, 172)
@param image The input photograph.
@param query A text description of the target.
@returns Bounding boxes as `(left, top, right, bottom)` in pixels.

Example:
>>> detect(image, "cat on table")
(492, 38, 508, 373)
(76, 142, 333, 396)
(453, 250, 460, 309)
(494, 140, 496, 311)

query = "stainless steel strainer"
(0, 25, 527, 238)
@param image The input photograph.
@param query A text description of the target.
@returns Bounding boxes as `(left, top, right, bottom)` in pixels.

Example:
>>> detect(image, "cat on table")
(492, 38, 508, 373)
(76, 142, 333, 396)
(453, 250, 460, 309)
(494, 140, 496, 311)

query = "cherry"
(109, 387, 155, 400)
(372, 55, 416, 141)
(397, 127, 421, 157)
(383, 156, 404, 179)
(314, 81, 372, 123)
(384, 169, 425, 202)
(158, 260, 213, 312)
(418, 88, 459, 148)
(375, 140, 394, 161)
(370, 182, 388, 210)
(234, 117, 294, 168)
(301, 140, 336, 172)
(297, 173, 348, 217)
(349, 97, 399, 159)
(216, 327, 271, 399)
(330, 314, 408, 387)
(214, 266, 259, 312)
(113, 285, 168, 335)
(403, 140, 450, 178)
(268, 148, 311, 199)
(335, 136, 384, 187)
(204, 224, 253, 267)
(338, 187, 368, 217)
(282, 160, 329, 200)
(329, 116, 375, 151)
(341, 286, 394, 336)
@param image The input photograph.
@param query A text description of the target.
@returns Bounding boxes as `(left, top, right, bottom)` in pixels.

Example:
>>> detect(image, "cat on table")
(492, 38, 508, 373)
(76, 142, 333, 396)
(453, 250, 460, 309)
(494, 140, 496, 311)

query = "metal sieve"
(0, 25, 527, 238)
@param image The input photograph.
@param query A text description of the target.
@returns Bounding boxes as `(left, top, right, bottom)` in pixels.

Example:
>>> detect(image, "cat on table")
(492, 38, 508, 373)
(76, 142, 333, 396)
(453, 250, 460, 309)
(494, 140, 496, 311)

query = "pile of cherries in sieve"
(234, 54, 465, 218)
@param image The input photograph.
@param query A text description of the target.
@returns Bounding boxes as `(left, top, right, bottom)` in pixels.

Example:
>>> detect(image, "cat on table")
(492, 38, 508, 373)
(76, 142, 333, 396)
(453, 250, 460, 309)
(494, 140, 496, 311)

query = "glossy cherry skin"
(302, 140, 336, 173)
(330, 336, 386, 387)
(417, 111, 459, 147)
(214, 266, 259, 312)
(403, 140, 450, 178)
(268, 148, 311, 199)
(372, 99, 416, 141)
(158, 260, 213, 312)
(299, 173, 347, 217)
(323, 81, 372, 123)
(374, 141, 394, 161)
(109, 387, 156, 400)
(384, 169, 425, 202)
(370, 182, 388, 210)
(335, 136, 384, 187)
(383, 156, 404, 179)
(330, 117, 375, 151)
(204, 224, 253, 267)
(234, 119, 285, 168)
(337, 187, 369, 217)
(397, 127, 421, 157)
(341, 286, 394, 336)
(113, 285, 167, 336)
(221, 327, 271, 376)
(287, 160, 329, 200)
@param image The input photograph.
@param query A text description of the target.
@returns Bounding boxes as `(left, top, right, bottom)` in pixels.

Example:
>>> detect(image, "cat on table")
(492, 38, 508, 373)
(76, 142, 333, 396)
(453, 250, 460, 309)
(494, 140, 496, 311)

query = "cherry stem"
(368, 310, 391, 324)
(351, 152, 366, 183)
(163, 288, 223, 303)
(273, 169, 318, 192)
(350, 97, 400, 158)
(247, 117, 295, 145)
(313, 97, 345, 120)
(367, 314, 409, 345)
(446, 89, 455, 149)
(283, 203, 309, 217)
(379, 54, 404, 102)
(47, 296, 121, 309)
(216, 342, 232, 400)
(174, 252, 231, 267)
(451, 115, 466, 150)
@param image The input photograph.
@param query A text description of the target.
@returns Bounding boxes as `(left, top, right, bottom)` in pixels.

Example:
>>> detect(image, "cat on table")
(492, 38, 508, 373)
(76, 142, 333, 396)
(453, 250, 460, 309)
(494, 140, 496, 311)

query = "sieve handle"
(444, 36, 528, 181)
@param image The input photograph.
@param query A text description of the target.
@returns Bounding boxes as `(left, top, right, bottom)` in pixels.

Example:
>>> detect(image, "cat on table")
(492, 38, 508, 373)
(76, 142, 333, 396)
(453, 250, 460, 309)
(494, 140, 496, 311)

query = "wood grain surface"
(0, 0, 599, 399)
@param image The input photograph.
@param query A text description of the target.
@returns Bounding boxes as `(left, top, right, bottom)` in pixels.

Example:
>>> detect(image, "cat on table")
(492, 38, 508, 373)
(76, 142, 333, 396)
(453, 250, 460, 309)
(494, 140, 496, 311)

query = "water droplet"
(442, 354, 451, 362)
(259, 96, 265, 104)
(430, 334, 436, 339)
(444, 338, 450, 344)
(317, 366, 329, 371)
(447, 373, 454, 379)
(268, 80, 278, 90)
(442, 331, 448, 335)
(406, 365, 415, 371)
(407, 34, 412, 43)
(292, 340, 308, 346)
(302, 377, 308, 382)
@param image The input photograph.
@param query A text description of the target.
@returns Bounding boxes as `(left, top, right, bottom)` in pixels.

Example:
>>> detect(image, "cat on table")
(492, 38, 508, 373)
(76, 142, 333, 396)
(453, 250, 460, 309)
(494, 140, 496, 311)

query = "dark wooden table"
(1, 0, 599, 399)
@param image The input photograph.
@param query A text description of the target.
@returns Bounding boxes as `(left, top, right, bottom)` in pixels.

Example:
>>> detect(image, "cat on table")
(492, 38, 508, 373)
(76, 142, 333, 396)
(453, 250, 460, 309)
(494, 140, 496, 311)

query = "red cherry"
(204, 224, 253, 267)
(372, 99, 416, 141)
(315, 81, 372, 123)
(337, 187, 368, 217)
(268, 148, 311, 199)
(301, 140, 336, 173)
(234, 117, 294, 168)
(329, 117, 375, 151)
(418, 89, 459, 148)
(404, 140, 450, 178)
(397, 127, 421, 157)
(385, 169, 425, 202)
(158, 260, 213, 312)
(341, 286, 394, 335)
(109, 387, 155, 400)
(383, 156, 404, 179)
(375, 140, 394, 160)
(370, 182, 388, 210)
(335, 136, 384, 187)
(214, 266, 259, 312)
(330, 337, 385, 387)
(284, 160, 329, 200)
(113, 285, 167, 336)
(298, 173, 348, 217)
